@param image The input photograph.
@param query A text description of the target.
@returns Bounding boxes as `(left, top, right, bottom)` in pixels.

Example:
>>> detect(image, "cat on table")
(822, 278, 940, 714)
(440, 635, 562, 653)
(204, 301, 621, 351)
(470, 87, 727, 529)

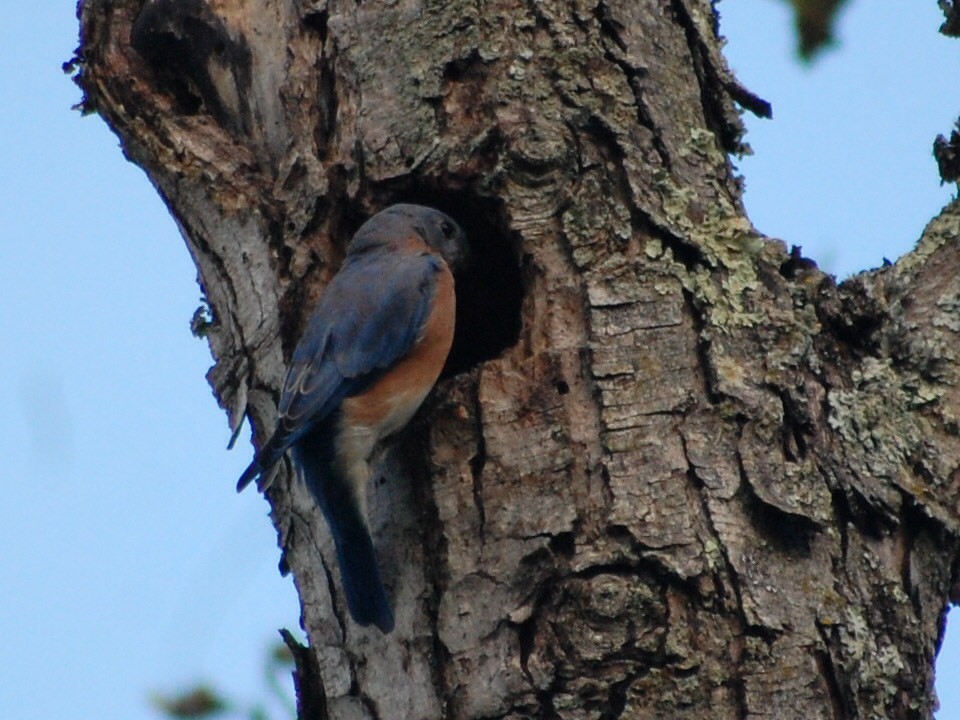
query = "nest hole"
(355, 187, 524, 377)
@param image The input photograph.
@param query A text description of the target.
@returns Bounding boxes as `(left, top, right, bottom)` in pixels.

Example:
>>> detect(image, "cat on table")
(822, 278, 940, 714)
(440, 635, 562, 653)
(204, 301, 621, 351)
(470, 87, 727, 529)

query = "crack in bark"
(281, 628, 331, 720)
(290, 505, 349, 641)
(826, 474, 852, 583)
(678, 429, 732, 591)
(772, 386, 811, 462)
(813, 627, 849, 720)
(469, 413, 488, 545)
(669, 0, 750, 155)
(593, 1, 674, 172)
(732, 673, 749, 720)
(355, 688, 382, 720)
(416, 424, 456, 713)
(177, 206, 249, 348)
(898, 498, 923, 618)
(684, 288, 721, 404)
(600, 673, 634, 720)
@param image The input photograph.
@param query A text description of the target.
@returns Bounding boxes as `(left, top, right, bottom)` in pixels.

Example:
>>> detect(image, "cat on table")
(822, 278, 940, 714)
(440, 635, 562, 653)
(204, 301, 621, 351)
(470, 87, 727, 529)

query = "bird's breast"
(338, 263, 455, 455)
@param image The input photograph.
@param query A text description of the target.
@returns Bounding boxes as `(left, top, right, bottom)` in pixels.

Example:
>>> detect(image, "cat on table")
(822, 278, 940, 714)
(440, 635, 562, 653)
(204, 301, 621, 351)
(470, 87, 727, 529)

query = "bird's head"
(347, 204, 469, 272)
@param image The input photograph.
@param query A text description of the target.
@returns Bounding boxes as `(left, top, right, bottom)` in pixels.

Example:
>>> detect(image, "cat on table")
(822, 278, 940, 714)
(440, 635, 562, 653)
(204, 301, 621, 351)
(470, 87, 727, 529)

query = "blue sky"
(0, 2, 956, 719)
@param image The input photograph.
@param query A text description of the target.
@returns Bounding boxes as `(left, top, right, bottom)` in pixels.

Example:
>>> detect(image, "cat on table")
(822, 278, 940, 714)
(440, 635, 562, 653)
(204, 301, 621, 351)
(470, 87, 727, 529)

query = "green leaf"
(785, 0, 850, 59)
(151, 686, 229, 718)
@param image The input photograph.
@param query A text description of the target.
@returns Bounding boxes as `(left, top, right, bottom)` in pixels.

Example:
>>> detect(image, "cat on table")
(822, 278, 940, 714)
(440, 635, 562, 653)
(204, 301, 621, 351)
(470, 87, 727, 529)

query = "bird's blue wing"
(282, 250, 440, 424)
(236, 250, 441, 490)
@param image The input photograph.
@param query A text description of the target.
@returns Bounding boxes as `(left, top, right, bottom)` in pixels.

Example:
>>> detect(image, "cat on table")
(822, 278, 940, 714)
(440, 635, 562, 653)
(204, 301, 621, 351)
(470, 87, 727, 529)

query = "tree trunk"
(73, 1, 960, 717)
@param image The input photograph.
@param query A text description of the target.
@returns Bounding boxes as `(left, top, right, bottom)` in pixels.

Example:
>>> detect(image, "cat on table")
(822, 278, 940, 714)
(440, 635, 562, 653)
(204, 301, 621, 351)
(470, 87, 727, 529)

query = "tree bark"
(73, 1, 960, 717)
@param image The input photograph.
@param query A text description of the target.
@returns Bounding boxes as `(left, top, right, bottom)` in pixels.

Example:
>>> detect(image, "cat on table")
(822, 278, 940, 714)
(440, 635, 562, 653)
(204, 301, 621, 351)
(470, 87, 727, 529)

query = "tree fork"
(73, 0, 960, 717)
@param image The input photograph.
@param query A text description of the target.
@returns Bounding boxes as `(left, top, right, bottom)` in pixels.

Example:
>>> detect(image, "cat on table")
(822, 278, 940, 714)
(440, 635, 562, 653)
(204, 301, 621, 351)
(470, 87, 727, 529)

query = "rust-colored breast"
(340, 254, 455, 439)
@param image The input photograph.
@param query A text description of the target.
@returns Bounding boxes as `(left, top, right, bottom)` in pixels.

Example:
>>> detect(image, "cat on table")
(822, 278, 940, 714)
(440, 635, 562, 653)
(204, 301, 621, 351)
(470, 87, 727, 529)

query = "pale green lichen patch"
(837, 603, 914, 717)
(891, 197, 960, 281)
(827, 358, 923, 485)
(653, 165, 770, 330)
(934, 278, 960, 332)
(681, 126, 726, 161)
(885, 319, 954, 412)
(644, 236, 663, 260)
(762, 323, 818, 381)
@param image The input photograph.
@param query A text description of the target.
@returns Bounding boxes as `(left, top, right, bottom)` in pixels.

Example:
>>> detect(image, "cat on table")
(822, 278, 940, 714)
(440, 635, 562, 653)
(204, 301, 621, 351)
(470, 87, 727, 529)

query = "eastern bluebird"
(236, 204, 467, 633)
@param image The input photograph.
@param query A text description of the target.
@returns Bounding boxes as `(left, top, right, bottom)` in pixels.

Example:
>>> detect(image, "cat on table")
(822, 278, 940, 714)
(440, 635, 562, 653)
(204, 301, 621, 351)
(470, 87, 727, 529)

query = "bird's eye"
(439, 219, 455, 238)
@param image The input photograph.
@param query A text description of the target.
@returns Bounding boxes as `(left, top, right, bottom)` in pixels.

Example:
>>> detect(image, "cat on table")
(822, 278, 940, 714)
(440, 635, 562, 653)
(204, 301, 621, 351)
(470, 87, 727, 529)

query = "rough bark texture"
(73, 1, 960, 718)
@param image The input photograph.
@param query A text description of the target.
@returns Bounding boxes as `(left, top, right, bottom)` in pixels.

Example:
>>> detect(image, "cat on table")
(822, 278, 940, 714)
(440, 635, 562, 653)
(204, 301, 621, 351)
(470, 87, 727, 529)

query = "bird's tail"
(295, 442, 395, 633)
(324, 499, 395, 633)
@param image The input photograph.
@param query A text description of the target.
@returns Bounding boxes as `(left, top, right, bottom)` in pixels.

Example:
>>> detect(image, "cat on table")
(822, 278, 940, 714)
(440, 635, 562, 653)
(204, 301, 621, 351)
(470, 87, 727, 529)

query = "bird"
(236, 204, 467, 633)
